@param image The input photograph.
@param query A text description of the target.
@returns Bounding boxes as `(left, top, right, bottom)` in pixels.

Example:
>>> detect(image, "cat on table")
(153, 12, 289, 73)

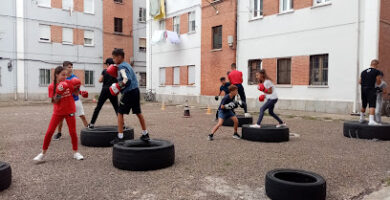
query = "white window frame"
(173, 16, 180, 35)
(37, 0, 51, 8)
(159, 20, 165, 30)
(279, 0, 293, 13)
(39, 25, 51, 42)
(313, 0, 331, 6)
(252, 0, 263, 19)
(62, 27, 73, 45)
(188, 11, 196, 33)
(139, 7, 146, 22)
(188, 66, 195, 85)
(84, 30, 94, 46)
(84, 70, 95, 86)
(84, 0, 94, 14)
(159, 68, 166, 85)
(173, 67, 180, 85)
(39, 69, 51, 86)
(139, 38, 146, 52)
(62, 0, 74, 10)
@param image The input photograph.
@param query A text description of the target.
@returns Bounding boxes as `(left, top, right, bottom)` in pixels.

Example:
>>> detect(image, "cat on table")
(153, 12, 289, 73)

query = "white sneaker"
(33, 153, 45, 163)
(244, 113, 251, 117)
(73, 152, 84, 160)
(276, 123, 287, 128)
(250, 124, 261, 128)
(368, 121, 381, 126)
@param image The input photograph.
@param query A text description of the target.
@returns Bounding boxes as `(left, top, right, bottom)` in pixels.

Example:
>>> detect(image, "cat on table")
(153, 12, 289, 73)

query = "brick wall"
(103, 0, 133, 64)
(263, 0, 279, 16)
(51, 0, 61, 9)
(262, 58, 277, 82)
(74, 0, 84, 12)
(180, 66, 188, 85)
(165, 67, 173, 85)
(379, 0, 390, 99)
(201, 0, 237, 95)
(51, 25, 62, 43)
(291, 56, 310, 85)
(180, 13, 189, 34)
(73, 29, 84, 45)
(294, 0, 313, 10)
(165, 18, 173, 31)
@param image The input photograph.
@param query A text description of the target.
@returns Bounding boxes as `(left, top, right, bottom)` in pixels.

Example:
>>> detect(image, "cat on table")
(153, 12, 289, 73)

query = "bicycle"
(385, 94, 390, 117)
(144, 89, 156, 102)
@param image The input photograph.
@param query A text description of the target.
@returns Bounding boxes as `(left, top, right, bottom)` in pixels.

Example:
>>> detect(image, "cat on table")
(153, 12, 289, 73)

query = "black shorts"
(118, 88, 141, 115)
(361, 87, 377, 108)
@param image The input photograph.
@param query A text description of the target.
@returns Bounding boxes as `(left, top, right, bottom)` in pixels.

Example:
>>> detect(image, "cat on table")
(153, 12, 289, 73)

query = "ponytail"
(258, 69, 272, 83)
(52, 66, 64, 102)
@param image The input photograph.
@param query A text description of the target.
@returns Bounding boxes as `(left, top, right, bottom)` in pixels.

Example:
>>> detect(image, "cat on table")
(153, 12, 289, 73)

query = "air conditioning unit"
(227, 35, 234, 47)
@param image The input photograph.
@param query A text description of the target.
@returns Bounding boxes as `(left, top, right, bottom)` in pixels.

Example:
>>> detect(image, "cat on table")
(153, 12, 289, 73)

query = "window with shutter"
(212, 25, 222, 49)
(277, 58, 291, 84)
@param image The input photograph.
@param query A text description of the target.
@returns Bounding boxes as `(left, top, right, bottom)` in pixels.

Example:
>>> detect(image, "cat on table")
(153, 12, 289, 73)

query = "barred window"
(85, 70, 94, 86)
(248, 59, 261, 85)
(310, 54, 328, 86)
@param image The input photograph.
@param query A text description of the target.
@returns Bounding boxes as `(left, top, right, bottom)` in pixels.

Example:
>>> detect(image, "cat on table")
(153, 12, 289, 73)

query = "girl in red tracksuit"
(33, 66, 84, 163)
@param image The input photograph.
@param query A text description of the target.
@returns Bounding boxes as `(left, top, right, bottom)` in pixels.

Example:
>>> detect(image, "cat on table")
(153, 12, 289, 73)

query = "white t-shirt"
(264, 80, 278, 100)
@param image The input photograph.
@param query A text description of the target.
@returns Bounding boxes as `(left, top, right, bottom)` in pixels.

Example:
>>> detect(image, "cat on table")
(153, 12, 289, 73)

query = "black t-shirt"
(361, 68, 380, 88)
(218, 94, 234, 112)
(219, 82, 231, 94)
(102, 69, 118, 88)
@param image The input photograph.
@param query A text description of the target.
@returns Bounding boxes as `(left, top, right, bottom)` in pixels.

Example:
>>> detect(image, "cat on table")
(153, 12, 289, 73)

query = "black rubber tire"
(81, 126, 134, 147)
(222, 115, 253, 127)
(113, 139, 175, 171)
(0, 161, 12, 192)
(241, 124, 289, 142)
(265, 169, 326, 200)
(343, 121, 390, 140)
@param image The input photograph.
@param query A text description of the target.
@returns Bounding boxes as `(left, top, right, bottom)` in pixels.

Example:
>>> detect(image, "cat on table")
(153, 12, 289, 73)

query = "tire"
(265, 169, 326, 200)
(113, 139, 175, 171)
(242, 124, 289, 142)
(0, 161, 12, 192)
(343, 121, 390, 140)
(222, 115, 253, 127)
(81, 126, 134, 147)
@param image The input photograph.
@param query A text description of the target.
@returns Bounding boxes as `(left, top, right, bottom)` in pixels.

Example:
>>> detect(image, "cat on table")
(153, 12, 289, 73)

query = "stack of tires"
(343, 121, 390, 140)
(80, 126, 134, 147)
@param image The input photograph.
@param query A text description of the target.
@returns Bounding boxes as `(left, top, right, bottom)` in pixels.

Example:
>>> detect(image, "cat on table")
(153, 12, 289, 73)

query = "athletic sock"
(142, 130, 148, 135)
(118, 133, 124, 139)
(360, 112, 365, 121)
(369, 115, 375, 123)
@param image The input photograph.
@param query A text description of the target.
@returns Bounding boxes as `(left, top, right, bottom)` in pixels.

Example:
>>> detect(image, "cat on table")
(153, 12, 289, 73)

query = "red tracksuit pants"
(43, 114, 78, 151)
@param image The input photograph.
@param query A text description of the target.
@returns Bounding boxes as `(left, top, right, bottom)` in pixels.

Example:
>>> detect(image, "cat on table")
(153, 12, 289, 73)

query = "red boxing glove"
(109, 83, 121, 96)
(258, 83, 268, 93)
(80, 91, 88, 98)
(107, 64, 118, 78)
(56, 81, 70, 95)
(71, 78, 82, 89)
(259, 95, 265, 102)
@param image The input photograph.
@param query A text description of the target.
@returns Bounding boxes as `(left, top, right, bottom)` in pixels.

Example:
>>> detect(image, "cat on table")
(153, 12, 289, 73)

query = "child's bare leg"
(136, 113, 147, 131)
(231, 116, 239, 133)
(79, 115, 88, 127)
(211, 119, 224, 134)
(117, 113, 124, 138)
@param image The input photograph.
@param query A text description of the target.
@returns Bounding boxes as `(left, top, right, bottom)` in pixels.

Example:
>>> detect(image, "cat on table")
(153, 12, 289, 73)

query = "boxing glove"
(215, 96, 219, 101)
(224, 102, 236, 110)
(56, 81, 70, 96)
(259, 95, 265, 102)
(70, 78, 82, 89)
(109, 82, 125, 96)
(258, 83, 268, 93)
(107, 64, 118, 78)
(80, 91, 88, 98)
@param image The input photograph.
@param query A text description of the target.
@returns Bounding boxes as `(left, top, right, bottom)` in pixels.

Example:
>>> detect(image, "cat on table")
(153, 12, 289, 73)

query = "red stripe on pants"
(43, 114, 78, 151)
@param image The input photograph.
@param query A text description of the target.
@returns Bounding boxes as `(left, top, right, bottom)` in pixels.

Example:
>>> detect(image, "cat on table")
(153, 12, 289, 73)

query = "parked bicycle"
(144, 89, 156, 102)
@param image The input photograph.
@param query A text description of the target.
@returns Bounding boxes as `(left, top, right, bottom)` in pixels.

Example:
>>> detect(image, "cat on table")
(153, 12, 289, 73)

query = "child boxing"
(250, 70, 286, 128)
(33, 66, 84, 163)
(208, 85, 242, 141)
(109, 48, 150, 143)
(214, 77, 231, 120)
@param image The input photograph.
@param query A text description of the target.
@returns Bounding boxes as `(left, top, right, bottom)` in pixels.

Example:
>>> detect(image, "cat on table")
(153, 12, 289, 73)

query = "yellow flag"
(154, 0, 165, 20)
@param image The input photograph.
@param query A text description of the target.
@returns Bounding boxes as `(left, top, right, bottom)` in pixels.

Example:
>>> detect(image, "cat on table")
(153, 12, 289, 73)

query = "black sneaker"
(53, 132, 62, 141)
(208, 134, 214, 141)
(110, 137, 124, 145)
(232, 133, 241, 139)
(87, 124, 94, 129)
(140, 133, 150, 142)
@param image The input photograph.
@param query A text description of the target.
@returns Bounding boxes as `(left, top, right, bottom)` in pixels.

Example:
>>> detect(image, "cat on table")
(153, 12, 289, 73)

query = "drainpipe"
(354, 0, 361, 113)
(16, 0, 25, 101)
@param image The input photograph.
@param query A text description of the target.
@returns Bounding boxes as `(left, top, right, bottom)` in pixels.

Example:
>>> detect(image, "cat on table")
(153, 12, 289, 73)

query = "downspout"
(354, 0, 361, 113)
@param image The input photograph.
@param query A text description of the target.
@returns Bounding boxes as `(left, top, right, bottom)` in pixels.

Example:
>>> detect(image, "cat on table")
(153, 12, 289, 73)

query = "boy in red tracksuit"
(228, 63, 250, 117)
(33, 66, 84, 163)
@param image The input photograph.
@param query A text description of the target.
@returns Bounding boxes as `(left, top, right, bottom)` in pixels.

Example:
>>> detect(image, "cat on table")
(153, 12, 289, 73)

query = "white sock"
(118, 133, 124, 139)
(369, 115, 375, 123)
(142, 130, 148, 135)
(360, 112, 365, 120)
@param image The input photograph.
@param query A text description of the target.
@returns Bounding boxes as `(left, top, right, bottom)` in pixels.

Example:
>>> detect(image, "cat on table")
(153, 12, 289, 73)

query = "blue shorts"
(218, 110, 235, 120)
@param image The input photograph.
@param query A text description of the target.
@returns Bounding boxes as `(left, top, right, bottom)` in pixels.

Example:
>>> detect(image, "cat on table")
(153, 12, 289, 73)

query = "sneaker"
(208, 134, 214, 141)
(232, 133, 241, 139)
(87, 124, 94, 129)
(73, 152, 84, 160)
(53, 132, 62, 141)
(110, 137, 124, 145)
(244, 113, 251, 118)
(33, 153, 45, 163)
(276, 123, 287, 128)
(368, 121, 381, 126)
(140, 133, 150, 142)
(250, 124, 261, 128)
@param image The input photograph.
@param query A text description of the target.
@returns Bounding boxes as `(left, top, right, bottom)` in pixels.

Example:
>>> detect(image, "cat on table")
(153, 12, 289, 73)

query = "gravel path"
(0, 102, 389, 200)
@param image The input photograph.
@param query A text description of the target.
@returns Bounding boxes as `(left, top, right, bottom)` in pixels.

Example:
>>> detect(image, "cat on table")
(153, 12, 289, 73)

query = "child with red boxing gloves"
(250, 70, 286, 128)
(33, 66, 84, 163)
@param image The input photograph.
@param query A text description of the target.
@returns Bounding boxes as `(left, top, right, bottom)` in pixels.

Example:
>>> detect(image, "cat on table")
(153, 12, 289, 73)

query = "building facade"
(0, 0, 103, 101)
(132, 0, 147, 93)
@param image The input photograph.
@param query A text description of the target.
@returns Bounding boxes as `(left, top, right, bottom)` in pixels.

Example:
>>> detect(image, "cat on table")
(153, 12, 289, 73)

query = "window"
(277, 58, 291, 84)
(84, 30, 94, 46)
(39, 69, 51, 86)
(39, 25, 51, 42)
(62, 28, 73, 44)
(114, 18, 123, 33)
(188, 66, 195, 85)
(279, 0, 293, 12)
(314, 0, 331, 5)
(248, 59, 261, 85)
(62, 0, 73, 10)
(173, 16, 180, 35)
(139, 38, 146, 52)
(85, 70, 94, 86)
(253, 0, 263, 18)
(188, 11, 196, 32)
(139, 7, 146, 22)
(139, 72, 146, 87)
(84, 0, 94, 14)
(310, 54, 328, 86)
(159, 68, 166, 85)
(159, 20, 165, 30)
(212, 25, 222, 49)
(114, 0, 123, 3)
(173, 67, 180, 85)
(37, 0, 51, 7)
